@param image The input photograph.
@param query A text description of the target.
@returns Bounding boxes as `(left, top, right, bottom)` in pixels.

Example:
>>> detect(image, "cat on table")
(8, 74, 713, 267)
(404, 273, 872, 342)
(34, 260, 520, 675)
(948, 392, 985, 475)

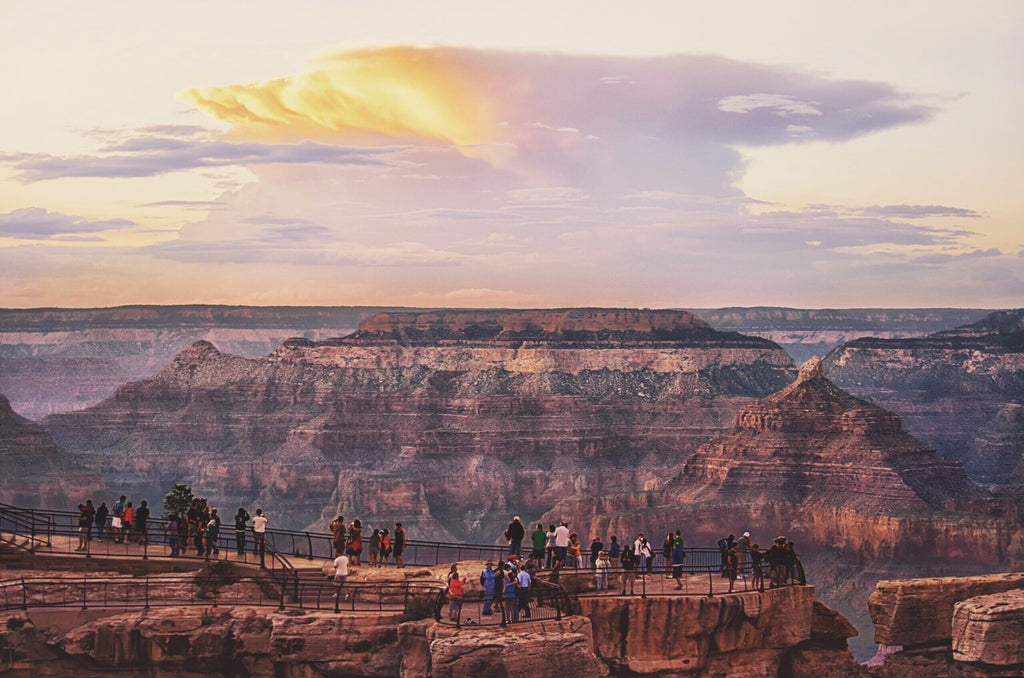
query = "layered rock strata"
(0, 393, 96, 507)
(824, 309, 1024, 482)
(43, 309, 795, 534)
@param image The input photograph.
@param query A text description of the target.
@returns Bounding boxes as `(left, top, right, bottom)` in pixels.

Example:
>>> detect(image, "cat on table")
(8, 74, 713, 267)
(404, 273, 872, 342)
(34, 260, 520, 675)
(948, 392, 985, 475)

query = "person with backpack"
(393, 522, 407, 568)
(94, 502, 108, 542)
(111, 496, 126, 543)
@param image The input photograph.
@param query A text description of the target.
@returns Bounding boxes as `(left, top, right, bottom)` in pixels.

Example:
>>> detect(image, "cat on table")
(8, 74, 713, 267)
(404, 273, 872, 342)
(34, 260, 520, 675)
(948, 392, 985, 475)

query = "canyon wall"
(42, 309, 796, 536)
(0, 305, 393, 419)
(824, 309, 1024, 483)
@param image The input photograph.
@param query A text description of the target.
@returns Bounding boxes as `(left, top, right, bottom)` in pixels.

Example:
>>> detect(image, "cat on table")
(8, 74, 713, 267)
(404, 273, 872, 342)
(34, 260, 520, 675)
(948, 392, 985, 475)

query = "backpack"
(717, 537, 729, 551)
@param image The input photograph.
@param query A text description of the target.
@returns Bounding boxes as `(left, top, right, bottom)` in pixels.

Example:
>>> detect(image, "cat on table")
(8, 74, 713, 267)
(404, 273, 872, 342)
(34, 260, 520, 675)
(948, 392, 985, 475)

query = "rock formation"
(868, 572, 1024, 676)
(824, 309, 1024, 483)
(42, 309, 796, 535)
(566, 357, 1013, 564)
(0, 305, 387, 419)
(0, 393, 97, 507)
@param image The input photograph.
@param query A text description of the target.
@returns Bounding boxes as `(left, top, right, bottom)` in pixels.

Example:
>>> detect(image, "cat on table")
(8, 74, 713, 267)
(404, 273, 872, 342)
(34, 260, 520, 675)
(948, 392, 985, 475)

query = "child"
(594, 550, 609, 590)
(448, 572, 465, 621)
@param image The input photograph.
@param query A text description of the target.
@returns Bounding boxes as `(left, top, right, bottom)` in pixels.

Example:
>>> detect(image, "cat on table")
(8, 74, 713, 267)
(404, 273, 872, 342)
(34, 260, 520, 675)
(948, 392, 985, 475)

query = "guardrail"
(0, 573, 443, 615)
(433, 577, 573, 628)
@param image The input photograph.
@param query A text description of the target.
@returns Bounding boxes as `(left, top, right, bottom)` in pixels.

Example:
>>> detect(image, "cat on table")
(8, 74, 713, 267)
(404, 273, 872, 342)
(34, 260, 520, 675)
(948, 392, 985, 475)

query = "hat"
(509, 554, 518, 560)
(513, 515, 521, 521)
(743, 532, 750, 538)
(775, 535, 786, 543)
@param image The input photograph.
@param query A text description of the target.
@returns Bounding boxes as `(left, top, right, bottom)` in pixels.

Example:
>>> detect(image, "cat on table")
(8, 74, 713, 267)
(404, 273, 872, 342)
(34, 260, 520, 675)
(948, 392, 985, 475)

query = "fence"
(0, 573, 444, 617)
(433, 577, 573, 628)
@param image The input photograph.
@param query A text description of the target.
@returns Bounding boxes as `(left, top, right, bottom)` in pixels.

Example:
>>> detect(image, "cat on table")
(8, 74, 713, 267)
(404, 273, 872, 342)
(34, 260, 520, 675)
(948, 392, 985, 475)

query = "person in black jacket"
(505, 516, 526, 557)
(234, 507, 251, 555)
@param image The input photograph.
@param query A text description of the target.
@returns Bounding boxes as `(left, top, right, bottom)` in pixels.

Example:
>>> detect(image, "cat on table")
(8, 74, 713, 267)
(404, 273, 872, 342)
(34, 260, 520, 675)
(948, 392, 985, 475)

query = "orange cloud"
(183, 47, 492, 146)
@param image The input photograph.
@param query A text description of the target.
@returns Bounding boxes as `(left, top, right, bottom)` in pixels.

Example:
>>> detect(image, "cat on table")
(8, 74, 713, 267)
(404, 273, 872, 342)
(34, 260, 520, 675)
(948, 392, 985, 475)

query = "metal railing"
(0, 574, 444, 616)
(433, 578, 573, 628)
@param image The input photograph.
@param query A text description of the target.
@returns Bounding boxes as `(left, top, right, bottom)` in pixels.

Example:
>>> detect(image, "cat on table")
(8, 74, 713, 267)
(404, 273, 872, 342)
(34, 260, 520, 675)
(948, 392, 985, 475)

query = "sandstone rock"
(869, 572, 1024, 647)
(424, 617, 608, 678)
(951, 589, 1024, 665)
(579, 586, 814, 675)
(811, 599, 859, 643)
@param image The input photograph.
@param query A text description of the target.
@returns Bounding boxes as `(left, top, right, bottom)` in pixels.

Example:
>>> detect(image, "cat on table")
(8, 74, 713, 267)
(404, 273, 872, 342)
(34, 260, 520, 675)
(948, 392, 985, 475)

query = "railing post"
(434, 543, 440, 566)
(306, 532, 313, 560)
(20, 577, 27, 611)
(707, 568, 714, 597)
(81, 577, 88, 611)
(144, 578, 150, 610)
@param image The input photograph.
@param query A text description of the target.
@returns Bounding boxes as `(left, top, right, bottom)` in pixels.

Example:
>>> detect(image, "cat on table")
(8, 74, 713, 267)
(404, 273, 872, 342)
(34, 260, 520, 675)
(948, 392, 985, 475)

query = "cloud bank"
(3, 47, 1014, 308)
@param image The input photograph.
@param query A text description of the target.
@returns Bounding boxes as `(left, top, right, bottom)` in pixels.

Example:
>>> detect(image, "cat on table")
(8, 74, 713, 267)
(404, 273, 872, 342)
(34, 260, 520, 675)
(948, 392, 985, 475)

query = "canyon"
(1, 305, 989, 421)
(824, 309, 1024, 484)
(39, 309, 796, 541)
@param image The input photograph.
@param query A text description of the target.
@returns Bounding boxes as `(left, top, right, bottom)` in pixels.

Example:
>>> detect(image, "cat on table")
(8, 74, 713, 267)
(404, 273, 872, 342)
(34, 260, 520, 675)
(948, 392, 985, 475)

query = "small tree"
(163, 483, 208, 519)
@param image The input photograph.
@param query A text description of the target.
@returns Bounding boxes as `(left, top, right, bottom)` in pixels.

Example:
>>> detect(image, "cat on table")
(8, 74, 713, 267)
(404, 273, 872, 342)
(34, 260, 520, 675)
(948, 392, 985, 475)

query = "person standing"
(205, 508, 221, 557)
(82, 500, 95, 543)
(329, 515, 346, 556)
(590, 536, 605, 569)
(166, 514, 179, 556)
(726, 544, 740, 593)
(368, 528, 381, 567)
(545, 524, 557, 569)
(553, 522, 570, 565)
(347, 520, 363, 566)
(594, 551, 609, 591)
(111, 496, 126, 543)
(123, 502, 134, 543)
(671, 541, 686, 590)
(234, 508, 250, 556)
(502, 570, 518, 624)
(333, 550, 350, 601)
(379, 528, 392, 567)
(94, 502, 108, 542)
(393, 522, 406, 568)
(531, 523, 546, 566)
(75, 504, 89, 551)
(252, 509, 268, 562)
(620, 546, 638, 595)
(634, 534, 654, 574)
(750, 543, 765, 591)
(515, 564, 532, 621)
(505, 516, 525, 557)
(767, 536, 787, 588)
(736, 531, 751, 579)
(135, 500, 150, 545)
(567, 533, 582, 568)
(480, 561, 498, 616)
(448, 572, 466, 621)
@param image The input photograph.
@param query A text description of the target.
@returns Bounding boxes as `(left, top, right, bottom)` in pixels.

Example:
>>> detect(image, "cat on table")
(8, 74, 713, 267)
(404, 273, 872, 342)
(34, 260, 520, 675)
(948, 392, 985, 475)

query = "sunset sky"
(1, 1, 1021, 309)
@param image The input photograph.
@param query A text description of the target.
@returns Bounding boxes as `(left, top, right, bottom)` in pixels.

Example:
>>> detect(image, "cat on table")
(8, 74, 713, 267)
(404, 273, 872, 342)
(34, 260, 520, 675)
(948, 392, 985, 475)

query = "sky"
(1, 1, 1022, 309)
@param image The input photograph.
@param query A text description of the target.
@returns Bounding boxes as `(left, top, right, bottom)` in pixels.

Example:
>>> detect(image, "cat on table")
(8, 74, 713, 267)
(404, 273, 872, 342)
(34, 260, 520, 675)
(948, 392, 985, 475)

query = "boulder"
(952, 589, 1024, 665)
(869, 572, 1024, 647)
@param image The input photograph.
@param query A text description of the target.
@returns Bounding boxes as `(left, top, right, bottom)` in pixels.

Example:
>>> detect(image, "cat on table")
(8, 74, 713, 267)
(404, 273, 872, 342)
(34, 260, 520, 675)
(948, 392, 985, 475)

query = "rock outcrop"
(824, 309, 1024, 483)
(868, 572, 1024, 677)
(42, 309, 796, 534)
